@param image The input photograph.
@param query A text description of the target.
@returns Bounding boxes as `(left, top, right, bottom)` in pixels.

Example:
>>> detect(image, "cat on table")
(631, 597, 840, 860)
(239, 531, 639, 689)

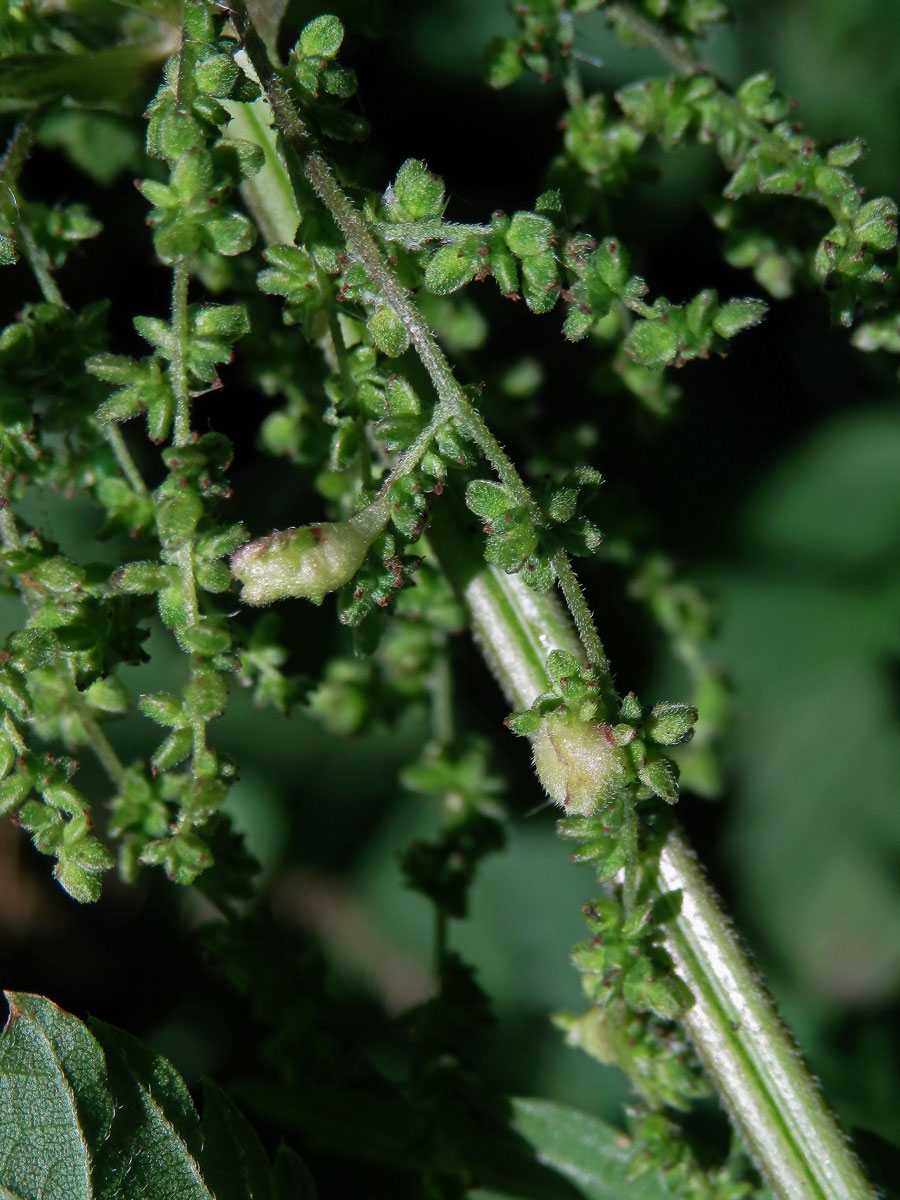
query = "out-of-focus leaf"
(0, 44, 166, 108)
(707, 407, 900, 1005)
(107, 0, 181, 20)
(741, 408, 900, 569)
(236, 1082, 674, 1199)
(37, 111, 142, 185)
(0, 993, 307, 1200)
(482, 1097, 678, 1200)
(0, 993, 114, 1200)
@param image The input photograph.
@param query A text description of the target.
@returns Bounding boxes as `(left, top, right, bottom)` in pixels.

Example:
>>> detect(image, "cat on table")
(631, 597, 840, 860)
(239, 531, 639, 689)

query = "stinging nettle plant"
(0, 0, 898, 1197)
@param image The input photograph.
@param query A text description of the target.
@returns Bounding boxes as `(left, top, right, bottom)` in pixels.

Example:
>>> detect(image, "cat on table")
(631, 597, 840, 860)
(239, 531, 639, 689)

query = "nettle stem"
(604, 2, 707, 77)
(105, 426, 148, 497)
(427, 508, 874, 1200)
(1, 119, 66, 309)
(170, 258, 193, 448)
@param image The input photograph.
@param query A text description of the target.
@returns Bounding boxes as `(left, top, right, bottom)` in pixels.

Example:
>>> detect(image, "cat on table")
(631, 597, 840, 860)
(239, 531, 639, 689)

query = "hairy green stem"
(0, 118, 68, 308)
(170, 258, 192, 447)
(167, 255, 203, 668)
(427, 505, 875, 1200)
(0, 490, 127, 787)
(657, 831, 872, 1200)
(320, 279, 373, 491)
(604, 3, 847, 223)
(373, 218, 492, 249)
(16, 220, 65, 308)
(227, 0, 540, 516)
(72, 696, 127, 787)
(550, 549, 610, 681)
(557, 9, 585, 107)
(604, 2, 707, 77)
(105, 427, 147, 496)
(430, 649, 455, 752)
(621, 794, 638, 917)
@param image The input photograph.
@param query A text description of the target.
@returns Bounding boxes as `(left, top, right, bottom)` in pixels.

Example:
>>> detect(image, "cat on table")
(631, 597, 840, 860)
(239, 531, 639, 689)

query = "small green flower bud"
(391, 158, 445, 220)
(184, 666, 227, 721)
(483, 36, 524, 90)
(138, 692, 183, 727)
(112, 561, 169, 594)
(852, 196, 899, 251)
(424, 242, 480, 295)
(185, 777, 226, 821)
(156, 110, 205, 161)
(84, 678, 129, 714)
(0, 734, 16, 781)
(712, 298, 768, 338)
(623, 956, 691, 1020)
(647, 702, 698, 746)
(625, 318, 679, 369)
(194, 49, 240, 98)
(154, 490, 203, 549)
(0, 668, 31, 720)
(32, 556, 84, 594)
(299, 14, 344, 59)
(637, 753, 680, 803)
(231, 496, 390, 606)
(521, 252, 559, 313)
(0, 772, 33, 815)
(152, 727, 193, 771)
(506, 211, 554, 259)
(368, 306, 410, 357)
(531, 715, 626, 816)
(563, 307, 593, 342)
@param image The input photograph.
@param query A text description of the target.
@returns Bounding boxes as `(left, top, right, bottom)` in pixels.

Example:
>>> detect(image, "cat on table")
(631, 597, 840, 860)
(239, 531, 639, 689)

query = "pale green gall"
(531, 714, 626, 816)
(231, 496, 390, 606)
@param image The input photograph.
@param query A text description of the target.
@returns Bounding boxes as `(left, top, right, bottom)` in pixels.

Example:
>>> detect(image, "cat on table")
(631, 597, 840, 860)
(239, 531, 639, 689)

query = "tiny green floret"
(231, 496, 390, 606)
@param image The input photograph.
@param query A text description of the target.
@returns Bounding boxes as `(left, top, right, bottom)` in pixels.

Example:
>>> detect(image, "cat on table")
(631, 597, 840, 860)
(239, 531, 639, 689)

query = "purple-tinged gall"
(531, 714, 627, 816)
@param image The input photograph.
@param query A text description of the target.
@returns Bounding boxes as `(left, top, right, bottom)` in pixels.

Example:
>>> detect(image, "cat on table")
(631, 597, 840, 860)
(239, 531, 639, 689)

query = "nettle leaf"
(504, 1098, 677, 1200)
(0, 993, 308, 1200)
